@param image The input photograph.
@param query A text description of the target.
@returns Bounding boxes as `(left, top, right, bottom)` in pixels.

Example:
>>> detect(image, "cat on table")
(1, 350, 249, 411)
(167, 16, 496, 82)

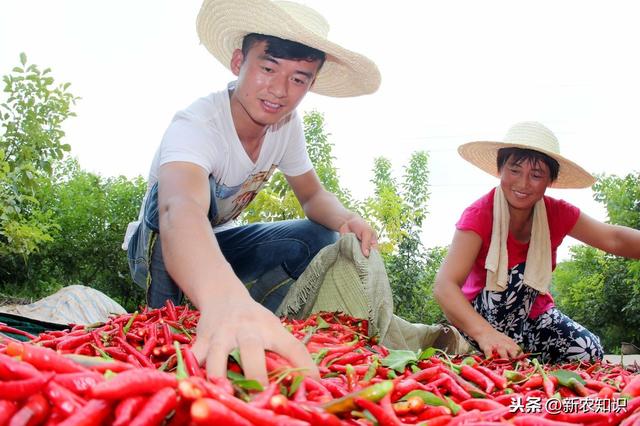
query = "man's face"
(230, 40, 322, 128)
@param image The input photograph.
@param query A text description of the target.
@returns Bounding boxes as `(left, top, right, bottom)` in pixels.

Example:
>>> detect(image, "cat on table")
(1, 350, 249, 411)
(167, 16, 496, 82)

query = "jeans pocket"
(127, 223, 151, 290)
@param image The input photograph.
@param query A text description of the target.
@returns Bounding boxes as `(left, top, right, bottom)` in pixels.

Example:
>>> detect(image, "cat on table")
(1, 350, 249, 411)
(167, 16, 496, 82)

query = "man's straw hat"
(458, 121, 595, 189)
(196, 0, 381, 98)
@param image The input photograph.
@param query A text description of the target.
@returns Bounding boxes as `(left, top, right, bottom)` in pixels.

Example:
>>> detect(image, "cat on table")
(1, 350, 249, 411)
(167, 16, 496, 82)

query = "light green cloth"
(276, 234, 470, 354)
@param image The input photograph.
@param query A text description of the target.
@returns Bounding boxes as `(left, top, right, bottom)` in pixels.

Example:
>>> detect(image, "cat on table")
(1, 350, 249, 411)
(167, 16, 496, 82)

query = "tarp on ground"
(0, 284, 126, 327)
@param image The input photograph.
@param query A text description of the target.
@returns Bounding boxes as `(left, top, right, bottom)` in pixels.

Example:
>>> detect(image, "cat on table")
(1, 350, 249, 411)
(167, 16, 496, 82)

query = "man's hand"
(339, 215, 378, 257)
(191, 292, 319, 386)
(475, 328, 523, 360)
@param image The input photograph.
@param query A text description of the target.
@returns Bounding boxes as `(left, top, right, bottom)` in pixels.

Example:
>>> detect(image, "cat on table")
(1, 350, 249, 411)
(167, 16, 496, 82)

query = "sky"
(2, 0, 640, 261)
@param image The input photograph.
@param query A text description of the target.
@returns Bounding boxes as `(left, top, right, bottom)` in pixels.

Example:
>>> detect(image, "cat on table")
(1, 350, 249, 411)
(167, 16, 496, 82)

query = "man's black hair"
(241, 33, 326, 68)
(497, 147, 560, 182)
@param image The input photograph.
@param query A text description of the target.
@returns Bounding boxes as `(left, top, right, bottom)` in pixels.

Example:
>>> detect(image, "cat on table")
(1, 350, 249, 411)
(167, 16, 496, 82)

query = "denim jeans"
(127, 181, 338, 312)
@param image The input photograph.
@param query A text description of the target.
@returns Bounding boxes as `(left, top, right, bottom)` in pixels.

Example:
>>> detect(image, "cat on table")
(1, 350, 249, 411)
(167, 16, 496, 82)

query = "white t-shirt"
(122, 85, 313, 250)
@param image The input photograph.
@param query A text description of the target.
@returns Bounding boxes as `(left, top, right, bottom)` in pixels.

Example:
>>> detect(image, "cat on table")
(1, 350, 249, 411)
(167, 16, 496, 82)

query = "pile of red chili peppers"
(1, 301, 640, 425)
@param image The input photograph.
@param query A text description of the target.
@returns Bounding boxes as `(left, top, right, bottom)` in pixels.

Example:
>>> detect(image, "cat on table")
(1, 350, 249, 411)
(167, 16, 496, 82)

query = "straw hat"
(458, 121, 595, 189)
(196, 0, 381, 98)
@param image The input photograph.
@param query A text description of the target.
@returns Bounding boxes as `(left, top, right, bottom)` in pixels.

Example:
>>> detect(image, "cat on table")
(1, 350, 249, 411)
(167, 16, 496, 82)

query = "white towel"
(485, 186, 553, 294)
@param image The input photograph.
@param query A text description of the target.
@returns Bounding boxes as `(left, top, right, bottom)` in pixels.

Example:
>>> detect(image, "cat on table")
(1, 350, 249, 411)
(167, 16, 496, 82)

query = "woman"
(434, 121, 640, 363)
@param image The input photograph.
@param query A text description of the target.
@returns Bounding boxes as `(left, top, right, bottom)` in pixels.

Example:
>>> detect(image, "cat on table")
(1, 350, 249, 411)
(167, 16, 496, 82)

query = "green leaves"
(381, 348, 418, 372)
(549, 369, 585, 387)
(0, 53, 78, 261)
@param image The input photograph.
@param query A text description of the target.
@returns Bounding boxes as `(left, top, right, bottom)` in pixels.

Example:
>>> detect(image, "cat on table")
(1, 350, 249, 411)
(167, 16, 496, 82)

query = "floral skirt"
(468, 262, 603, 363)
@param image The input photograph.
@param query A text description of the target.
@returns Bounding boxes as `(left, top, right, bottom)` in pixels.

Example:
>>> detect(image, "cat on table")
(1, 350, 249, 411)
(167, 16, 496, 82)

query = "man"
(123, 0, 381, 385)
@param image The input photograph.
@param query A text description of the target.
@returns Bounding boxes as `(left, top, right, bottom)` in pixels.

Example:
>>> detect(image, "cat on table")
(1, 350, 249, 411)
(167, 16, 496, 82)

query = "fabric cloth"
(122, 83, 312, 250)
(485, 186, 552, 294)
(140, 218, 337, 310)
(465, 262, 603, 363)
(277, 234, 471, 354)
(457, 188, 580, 318)
(0, 285, 126, 326)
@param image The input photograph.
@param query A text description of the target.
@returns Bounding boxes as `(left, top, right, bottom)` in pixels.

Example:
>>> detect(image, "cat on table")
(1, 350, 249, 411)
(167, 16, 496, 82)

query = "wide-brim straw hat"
(196, 0, 381, 98)
(458, 121, 595, 189)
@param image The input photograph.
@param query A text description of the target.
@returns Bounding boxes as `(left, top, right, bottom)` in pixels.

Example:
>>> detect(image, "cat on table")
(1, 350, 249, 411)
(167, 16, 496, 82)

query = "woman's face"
(499, 155, 552, 211)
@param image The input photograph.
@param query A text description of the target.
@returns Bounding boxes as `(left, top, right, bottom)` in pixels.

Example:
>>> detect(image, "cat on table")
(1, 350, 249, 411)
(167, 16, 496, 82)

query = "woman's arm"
(569, 212, 640, 258)
(434, 229, 522, 358)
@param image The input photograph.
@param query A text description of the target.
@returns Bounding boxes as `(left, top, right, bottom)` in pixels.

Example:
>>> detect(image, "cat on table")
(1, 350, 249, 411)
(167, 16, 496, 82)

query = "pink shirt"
(457, 188, 580, 319)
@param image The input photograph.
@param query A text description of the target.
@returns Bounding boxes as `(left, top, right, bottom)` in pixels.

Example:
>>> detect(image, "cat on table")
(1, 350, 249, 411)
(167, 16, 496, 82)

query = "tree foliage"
(554, 172, 640, 351)
(243, 112, 445, 323)
(241, 111, 354, 223)
(0, 56, 145, 310)
(0, 53, 77, 260)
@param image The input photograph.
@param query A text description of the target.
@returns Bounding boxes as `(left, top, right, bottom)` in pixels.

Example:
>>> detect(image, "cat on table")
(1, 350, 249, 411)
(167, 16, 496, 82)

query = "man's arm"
(286, 169, 377, 256)
(158, 162, 318, 384)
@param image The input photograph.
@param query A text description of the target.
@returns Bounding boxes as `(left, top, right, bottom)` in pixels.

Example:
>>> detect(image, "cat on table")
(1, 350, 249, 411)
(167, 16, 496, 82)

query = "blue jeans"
(127, 182, 338, 312)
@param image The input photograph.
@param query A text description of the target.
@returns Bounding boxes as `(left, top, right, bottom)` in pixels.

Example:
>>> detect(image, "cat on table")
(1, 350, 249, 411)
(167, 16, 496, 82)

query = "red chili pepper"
(549, 411, 610, 424)
(249, 382, 280, 408)
(0, 324, 36, 341)
(181, 347, 204, 378)
(460, 398, 505, 411)
(90, 368, 177, 399)
(621, 374, 640, 398)
(103, 346, 129, 362)
(6, 342, 88, 374)
(416, 406, 451, 421)
(391, 378, 420, 401)
(129, 387, 177, 426)
(57, 333, 93, 351)
(521, 374, 543, 389)
(113, 396, 147, 426)
(139, 335, 157, 358)
(420, 414, 453, 426)
(0, 353, 41, 380)
(113, 336, 154, 368)
(53, 372, 105, 396)
(301, 377, 332, 403)
(321, 379, 349, 398)
(56, 398, 112, 426)
(44, 381, 86, 417)
(408, 366, 442, 383)
(0, 372, 52, 400)
(6, 392, 49, 426)
(438, 373, 472, 400)
(474, 364, 508, 390)
(354, 394, 403, 426)
(460, 364, 495, 393)
(270, 394, 315, 423)
(192, 379, 310, 426)
(190, 397, 253, 426)
(0, 400, 18, 425)
(511, 415, 578, 426)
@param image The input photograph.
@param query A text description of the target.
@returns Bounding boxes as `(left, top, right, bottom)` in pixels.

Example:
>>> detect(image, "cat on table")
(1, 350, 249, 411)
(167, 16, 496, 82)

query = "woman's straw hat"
(196, 0, 381, 98)
(458, 121, 595, 189)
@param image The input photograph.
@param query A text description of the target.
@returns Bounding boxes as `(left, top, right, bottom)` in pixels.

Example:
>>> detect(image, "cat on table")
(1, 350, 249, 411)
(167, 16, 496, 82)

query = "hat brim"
(196, 0, 381, 98)
(458, 141, 595, 189)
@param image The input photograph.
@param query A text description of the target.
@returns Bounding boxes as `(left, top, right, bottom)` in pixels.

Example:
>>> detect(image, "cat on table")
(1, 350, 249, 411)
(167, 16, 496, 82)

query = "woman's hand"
(475, 328, 523, 359)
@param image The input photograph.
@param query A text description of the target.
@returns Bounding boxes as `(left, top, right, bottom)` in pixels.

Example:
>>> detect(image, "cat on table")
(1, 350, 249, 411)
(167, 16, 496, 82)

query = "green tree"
(243, 111, 445, 323)
(554, 172, 640, 351)
(26, 158, 147, 309)
(365, 152, 445, 323)
(241, 110, 354, 222)
(0, 53, 77, 261)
